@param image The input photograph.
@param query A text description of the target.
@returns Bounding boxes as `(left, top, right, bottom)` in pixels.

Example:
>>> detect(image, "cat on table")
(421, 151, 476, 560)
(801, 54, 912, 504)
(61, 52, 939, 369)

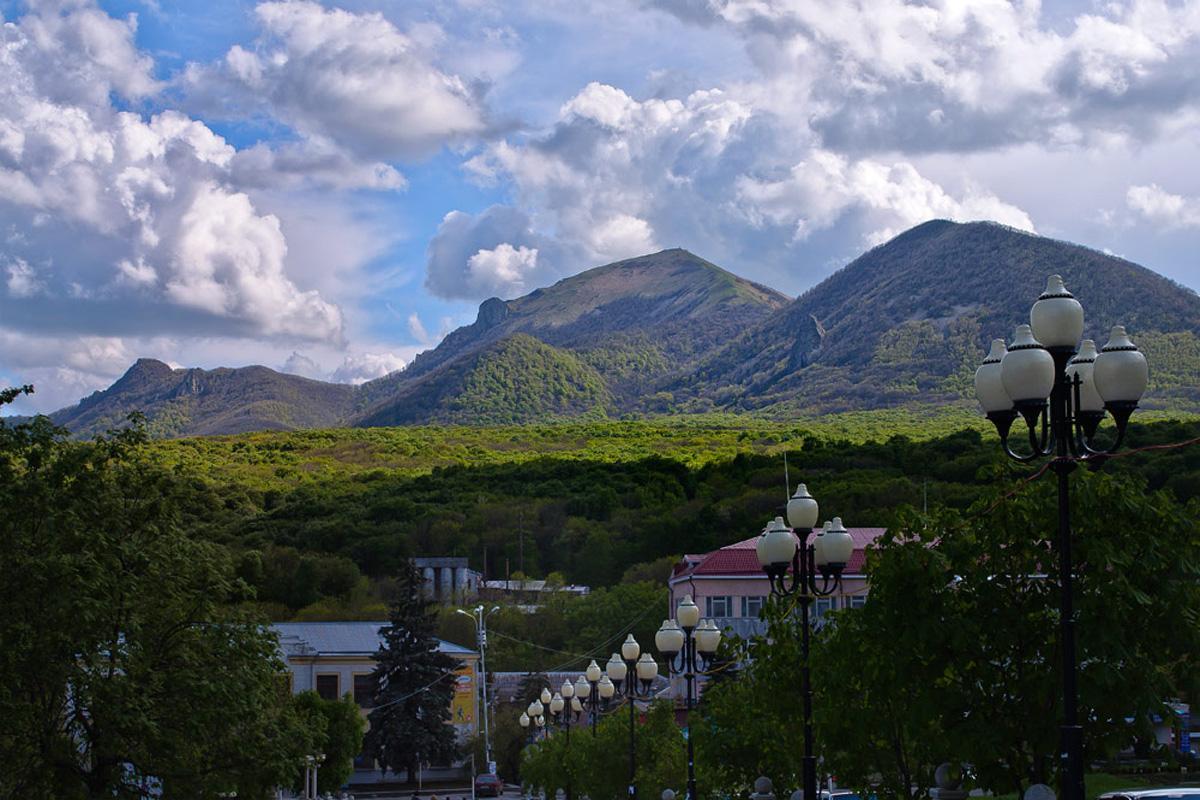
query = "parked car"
(1098, 789, 1200, 800)
(474, 772, 504, 797)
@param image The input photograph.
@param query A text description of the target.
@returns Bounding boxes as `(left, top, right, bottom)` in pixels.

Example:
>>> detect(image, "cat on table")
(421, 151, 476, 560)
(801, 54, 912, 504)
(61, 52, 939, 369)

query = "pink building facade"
(667, 526, 886, 641)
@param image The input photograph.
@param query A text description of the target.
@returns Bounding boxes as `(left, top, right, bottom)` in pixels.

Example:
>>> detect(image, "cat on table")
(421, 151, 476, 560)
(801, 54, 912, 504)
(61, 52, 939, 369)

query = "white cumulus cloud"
(332, 352, 408, 385)
(0, 0, 359, 410)
(186, 0, 488, 161)
(649, 0, 1200, 152)
(453, 80, 1031, 291)
(737, 151, 1034, 245)
(467, 243, 540, 297)
(1127, 184, 1200, 228)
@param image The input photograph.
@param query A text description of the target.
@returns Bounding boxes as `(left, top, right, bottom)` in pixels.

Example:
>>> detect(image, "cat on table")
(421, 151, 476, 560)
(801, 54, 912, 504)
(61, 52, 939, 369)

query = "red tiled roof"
(676, 528, 886, 578)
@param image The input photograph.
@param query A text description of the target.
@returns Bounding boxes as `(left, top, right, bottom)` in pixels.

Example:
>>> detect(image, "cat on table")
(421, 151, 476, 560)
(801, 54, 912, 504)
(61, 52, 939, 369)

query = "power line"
(491, 600, 661, 676)
(970, 433, 1200, 519)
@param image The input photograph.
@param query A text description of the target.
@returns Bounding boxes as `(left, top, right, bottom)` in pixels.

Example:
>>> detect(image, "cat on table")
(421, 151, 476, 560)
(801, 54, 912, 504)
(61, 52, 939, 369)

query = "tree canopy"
(699, 466, 1200, 800)
(0, 392, 313, 799)
(366, 563, 461, 780)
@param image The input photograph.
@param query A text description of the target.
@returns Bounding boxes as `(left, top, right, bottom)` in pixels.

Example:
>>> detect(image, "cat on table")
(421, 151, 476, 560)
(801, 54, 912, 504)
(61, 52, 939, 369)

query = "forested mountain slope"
(676, 220, 1200, 414)
(35, 222, 1200, 436)
(352, 248, 790, 422)
(51, 359, 356, 438)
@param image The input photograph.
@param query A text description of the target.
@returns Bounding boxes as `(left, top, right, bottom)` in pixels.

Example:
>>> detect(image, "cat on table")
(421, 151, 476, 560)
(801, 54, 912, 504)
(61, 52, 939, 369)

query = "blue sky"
(3, 0, 1200, 413)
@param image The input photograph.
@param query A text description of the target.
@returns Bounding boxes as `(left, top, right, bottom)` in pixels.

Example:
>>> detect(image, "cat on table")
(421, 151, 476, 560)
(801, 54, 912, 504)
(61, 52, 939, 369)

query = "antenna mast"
(784, 451, 791, 500)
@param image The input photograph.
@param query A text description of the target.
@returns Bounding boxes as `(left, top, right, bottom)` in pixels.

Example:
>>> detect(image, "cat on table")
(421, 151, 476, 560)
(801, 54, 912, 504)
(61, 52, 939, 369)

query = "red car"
(474, 773, 503, 798)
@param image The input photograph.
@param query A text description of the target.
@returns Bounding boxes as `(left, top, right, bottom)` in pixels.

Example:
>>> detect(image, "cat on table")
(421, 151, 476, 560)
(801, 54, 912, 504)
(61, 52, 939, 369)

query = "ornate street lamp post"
(526, 696, 546, 744)
(655, 595, 721, 800)
(607, 635, 660, 800)
(974, 275, 1149, 800)
(574, 660, 614, 737)
(519, 709, 532, 745)
(549, 681, 578, 800)
(755, 484, 854, 800)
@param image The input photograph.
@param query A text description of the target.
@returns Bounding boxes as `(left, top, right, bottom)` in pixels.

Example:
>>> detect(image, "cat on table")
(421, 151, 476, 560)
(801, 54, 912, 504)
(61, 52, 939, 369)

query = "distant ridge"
(673, 220, 1200, 413)
(49, 359, 356, 438)
(27, 224, 1200, 437)
(352, 247, 791, 423)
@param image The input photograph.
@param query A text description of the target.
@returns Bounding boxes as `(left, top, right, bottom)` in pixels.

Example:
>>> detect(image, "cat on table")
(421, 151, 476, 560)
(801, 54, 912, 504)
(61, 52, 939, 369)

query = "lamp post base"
(802, 754, 817, 800)
(1061, 723, 1085, 800)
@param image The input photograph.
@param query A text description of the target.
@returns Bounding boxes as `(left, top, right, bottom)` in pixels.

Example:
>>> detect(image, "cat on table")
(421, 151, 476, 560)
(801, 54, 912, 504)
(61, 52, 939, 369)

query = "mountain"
(50, 359, 356, 438)
(675, 220, 1200, 413)
(353, 248, 790, 423)
(28, 223, 1200, 437)
(356, 333, 614, 426)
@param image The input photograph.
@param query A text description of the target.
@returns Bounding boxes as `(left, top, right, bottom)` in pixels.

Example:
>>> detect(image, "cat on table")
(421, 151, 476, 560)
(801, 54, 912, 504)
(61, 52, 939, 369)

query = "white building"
(274, 621, 479, 786)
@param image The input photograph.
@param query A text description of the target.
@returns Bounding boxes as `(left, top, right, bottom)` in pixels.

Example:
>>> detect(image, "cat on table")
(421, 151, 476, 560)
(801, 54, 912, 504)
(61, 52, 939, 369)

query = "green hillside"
(52, 359, 356, 439)
(679, 220, 1200, 414)
(34, 223, 1200, 437)
(354, 248, 789, 422)
(356, 334, 615, 426)
(143, 411, 1200, 621)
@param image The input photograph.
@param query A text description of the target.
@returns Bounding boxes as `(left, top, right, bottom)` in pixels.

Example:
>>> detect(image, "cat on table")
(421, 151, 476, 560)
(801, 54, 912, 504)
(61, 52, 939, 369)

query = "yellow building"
(274, 622, 479, 785)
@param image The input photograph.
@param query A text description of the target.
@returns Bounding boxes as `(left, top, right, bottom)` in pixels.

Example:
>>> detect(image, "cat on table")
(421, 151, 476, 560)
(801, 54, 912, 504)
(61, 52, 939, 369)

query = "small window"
(848, 595, 866, 609)
(353, 673, 377, 708)
(316, 673, 339, 701)
(741, 596, 766, 618)
(705, 596, 732, 618)
(814, 597, 836, 620)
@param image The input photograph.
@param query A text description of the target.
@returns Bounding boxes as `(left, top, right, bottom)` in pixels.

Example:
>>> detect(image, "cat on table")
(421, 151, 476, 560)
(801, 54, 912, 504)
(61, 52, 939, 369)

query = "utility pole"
(458, 605, 500, 771)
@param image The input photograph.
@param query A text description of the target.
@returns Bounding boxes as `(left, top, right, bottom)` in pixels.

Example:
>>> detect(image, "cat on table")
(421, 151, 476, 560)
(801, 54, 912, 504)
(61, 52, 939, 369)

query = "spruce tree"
(366, 563, 460, 781)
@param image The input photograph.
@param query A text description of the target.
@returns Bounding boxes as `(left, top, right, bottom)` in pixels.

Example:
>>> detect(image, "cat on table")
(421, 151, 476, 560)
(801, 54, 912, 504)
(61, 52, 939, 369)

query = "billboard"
(450, 664, 475, 729)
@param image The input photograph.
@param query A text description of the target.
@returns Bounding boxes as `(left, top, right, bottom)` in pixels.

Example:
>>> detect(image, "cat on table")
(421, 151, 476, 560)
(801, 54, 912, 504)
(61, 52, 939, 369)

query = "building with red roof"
(668, 525, 886, 639)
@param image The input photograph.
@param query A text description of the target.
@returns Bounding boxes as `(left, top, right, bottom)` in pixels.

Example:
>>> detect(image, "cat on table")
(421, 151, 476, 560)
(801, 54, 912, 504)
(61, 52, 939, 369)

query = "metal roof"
(272, 621, 476, 657)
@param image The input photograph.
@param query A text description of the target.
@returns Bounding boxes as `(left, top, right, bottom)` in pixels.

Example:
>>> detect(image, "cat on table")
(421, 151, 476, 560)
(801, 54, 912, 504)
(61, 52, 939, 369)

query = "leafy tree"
(291, 691, 366, 794)
(701, 467, 1199, 800)
(695, 602, 809, 797)
(562, 582, 667, 664)
(933, 469, 1200, 795)
(517, 672, 552, 707)
(811, 470, 1200, 799)
(522, 701, 685, 800)
(621, 555, 681, 585)
(0, 394, 313, 799)
(366, 564, 460, 780)
(469, 703, 528, 783)
(811, 519, 955, 800)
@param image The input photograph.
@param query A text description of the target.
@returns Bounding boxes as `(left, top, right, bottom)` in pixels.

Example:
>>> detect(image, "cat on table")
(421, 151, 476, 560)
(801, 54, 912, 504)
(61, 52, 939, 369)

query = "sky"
(3, 0, 1200, 414)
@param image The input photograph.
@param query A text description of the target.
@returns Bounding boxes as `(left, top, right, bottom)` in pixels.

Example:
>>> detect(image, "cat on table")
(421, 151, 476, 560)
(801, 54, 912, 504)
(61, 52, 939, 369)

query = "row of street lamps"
(519, 617, 719, 800)
(514, 274, 1151, 800)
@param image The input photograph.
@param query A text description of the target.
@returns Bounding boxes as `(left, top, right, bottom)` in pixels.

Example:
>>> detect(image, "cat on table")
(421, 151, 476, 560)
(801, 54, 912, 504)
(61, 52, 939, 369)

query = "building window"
(316, 673, 339, 701)
(706, 596, 732, 618)
(814, 597, 836, 620)
(741, 595, 766, 618)
(353, 673, 377, 708)
(848, 595, 867, 609)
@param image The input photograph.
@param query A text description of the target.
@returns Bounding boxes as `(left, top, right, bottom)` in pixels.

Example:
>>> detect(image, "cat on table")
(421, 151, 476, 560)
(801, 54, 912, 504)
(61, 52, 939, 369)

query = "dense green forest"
(133, 411, 1200, 650)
